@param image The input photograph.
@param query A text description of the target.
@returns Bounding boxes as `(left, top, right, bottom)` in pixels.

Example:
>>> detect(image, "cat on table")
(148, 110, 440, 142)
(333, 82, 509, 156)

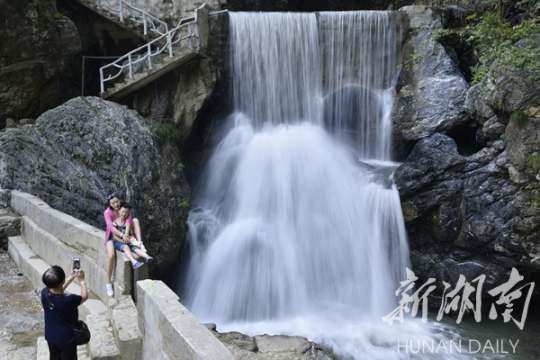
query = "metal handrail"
(94, 0, 168, 36)
(99, 20, 199, 93)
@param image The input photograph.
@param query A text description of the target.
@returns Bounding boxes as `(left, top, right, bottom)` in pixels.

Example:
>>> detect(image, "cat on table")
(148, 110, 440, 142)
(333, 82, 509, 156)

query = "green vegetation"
(431, 28, 452, 42)
(403, 50, 421, 71)
(527, 154, 540, 172)
(510, 109, 529, 128)
(465, 11, 540, 83)
(179, 200, 190, 211)
(156, 122, 182, 141)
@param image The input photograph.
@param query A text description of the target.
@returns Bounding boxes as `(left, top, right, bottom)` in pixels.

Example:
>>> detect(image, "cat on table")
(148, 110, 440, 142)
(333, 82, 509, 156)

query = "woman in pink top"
(104, 193, 143, 297)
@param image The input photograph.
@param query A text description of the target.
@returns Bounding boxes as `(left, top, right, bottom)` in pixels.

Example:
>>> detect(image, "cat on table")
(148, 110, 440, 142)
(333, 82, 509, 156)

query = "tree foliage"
(465, 12, 539, 83)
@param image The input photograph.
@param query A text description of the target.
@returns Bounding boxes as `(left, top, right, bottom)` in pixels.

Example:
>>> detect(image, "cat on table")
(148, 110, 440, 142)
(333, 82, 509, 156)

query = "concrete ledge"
(10, 191, 104, 261)
(137, 280, 233, 360)
(37, 337, 48, 360)
(37, 336, 91, 360)
(87, 313, 121, 360)
(21, 215, 130, 301)
(112, 296, 143, 360)
(8, 236, 107, 319)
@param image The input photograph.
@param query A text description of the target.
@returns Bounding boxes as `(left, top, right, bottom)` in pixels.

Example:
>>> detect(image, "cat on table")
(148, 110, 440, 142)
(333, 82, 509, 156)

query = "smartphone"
(73, 258, 81, 270)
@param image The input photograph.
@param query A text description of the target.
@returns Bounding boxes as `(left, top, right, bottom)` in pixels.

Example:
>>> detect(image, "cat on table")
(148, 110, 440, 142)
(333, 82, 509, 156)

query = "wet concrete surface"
(0, 249, 44, 359)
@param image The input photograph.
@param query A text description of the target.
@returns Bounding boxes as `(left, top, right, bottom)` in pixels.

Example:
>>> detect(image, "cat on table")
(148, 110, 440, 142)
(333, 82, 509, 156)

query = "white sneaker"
(106, 283, 114, 297)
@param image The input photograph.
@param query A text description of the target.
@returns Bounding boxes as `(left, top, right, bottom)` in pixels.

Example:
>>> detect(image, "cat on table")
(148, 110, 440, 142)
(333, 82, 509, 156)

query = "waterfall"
(176, 11, 419, 359)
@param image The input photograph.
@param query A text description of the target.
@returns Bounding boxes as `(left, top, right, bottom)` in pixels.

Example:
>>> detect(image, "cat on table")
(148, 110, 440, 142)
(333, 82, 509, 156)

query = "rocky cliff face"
(393, 7, 540, 289)
(128, 0, 221, 25)
(0, 97, 190, 277)
(0, 0, 82, 128)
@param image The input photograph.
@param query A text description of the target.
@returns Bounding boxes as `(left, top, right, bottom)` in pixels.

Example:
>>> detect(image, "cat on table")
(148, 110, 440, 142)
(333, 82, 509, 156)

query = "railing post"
(97, 0, 101, 11)
(119, 0, 123, 22)
(143, 13, 147, 35)
(128, 54, 133, 78)
(147, 44, 153, 69)
(188, 24, 193, 51)
(100, 68, 105, 94)
(167, 32, 173, 57)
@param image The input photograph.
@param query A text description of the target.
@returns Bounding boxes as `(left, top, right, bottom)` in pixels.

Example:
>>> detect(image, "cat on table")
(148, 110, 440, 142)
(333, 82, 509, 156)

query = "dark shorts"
(109, 239, 137, 252)
(48, 341, 77, 360)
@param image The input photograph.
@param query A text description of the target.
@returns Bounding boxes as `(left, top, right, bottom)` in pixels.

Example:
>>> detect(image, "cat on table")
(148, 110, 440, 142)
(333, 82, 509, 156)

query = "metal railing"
(99, 19, 199, 94)
(92, 0, 169, 36)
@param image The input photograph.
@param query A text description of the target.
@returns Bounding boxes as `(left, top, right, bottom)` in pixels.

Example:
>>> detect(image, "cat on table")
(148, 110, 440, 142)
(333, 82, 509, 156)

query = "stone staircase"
(73, 0, 169, 42)
(6, 192, 146, 360)
(74, 0, 212, 101)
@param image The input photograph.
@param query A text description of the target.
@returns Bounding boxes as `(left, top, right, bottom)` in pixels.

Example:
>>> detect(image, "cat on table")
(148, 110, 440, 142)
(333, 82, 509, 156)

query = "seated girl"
(104, 193, 149, 297)
(111, 202, 153, 268)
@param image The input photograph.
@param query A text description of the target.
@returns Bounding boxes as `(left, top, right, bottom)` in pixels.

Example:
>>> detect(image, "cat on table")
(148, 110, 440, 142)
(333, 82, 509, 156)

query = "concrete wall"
(10, 191, 133, 302)
(137, 280, 234, 360)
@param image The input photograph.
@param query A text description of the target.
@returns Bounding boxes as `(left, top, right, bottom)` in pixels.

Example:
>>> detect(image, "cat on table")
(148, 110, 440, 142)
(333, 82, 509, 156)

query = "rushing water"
(172, 11, 532, 360)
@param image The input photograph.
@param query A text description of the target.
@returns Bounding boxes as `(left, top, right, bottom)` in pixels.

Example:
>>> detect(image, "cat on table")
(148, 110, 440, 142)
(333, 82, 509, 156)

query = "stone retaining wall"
(137, 280, 234, 360)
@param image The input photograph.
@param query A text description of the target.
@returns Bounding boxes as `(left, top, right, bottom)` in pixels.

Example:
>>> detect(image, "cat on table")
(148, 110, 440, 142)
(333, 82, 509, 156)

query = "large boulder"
(393, 30, 470, 153)
(0, 0, 81, 127)
(467, 36, 540, 121)
(0, 97, 190, 277)
(395, 131, 540, 291)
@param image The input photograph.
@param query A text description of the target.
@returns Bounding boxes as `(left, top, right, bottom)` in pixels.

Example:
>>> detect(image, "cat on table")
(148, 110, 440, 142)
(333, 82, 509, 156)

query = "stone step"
(87, 313, 121, 360)
(111, 296, 143, 360)
(37, 336, 91, 360)
(20, 214, 130, 302)
(8, 236, 107, 320)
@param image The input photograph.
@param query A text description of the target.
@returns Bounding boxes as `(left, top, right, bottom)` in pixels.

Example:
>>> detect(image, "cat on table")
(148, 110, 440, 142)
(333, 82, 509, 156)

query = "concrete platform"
(112, 296, 143, 360)
(87, 313, 121, 360)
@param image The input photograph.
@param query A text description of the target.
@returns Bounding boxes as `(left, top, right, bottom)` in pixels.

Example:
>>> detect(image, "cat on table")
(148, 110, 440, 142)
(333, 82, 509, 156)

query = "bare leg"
(106, 240, 116, 283)
(132, 218, 143, 242)
(133, 248, 150, 260)
(122, 245, 138, 265)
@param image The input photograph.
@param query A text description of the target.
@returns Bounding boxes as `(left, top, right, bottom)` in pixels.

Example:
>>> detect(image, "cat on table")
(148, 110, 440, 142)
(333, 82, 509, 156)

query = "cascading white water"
(174, 11, 449, 360)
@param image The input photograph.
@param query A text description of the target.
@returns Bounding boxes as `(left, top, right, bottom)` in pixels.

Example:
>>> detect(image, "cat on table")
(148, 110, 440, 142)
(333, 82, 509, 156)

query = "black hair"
(120, 202, 131, 210)
(42, 266, 66, 289)
(106, 193, 122, 208)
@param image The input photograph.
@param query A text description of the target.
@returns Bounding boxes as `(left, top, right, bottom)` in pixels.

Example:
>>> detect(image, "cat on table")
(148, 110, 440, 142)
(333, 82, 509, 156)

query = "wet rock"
(505, 117, 540, 179)
(0, 211, 21, 250)
(0, 190, 10, 208)
(467, 36, 540, 121)
(398, 6, 443, 29)
(215, 331, 257, 352)
(0, 97, 190, 277)
(478, 116, 506, 141)
(211, 330, 334, 360)
(396, 132, 540, 291)
(5, 119, 15, 128)
(0, 0, 82, 126)
(127, 58, 217, 134)
(255, 335, 311, 354)
(393, 30, 470, 146)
